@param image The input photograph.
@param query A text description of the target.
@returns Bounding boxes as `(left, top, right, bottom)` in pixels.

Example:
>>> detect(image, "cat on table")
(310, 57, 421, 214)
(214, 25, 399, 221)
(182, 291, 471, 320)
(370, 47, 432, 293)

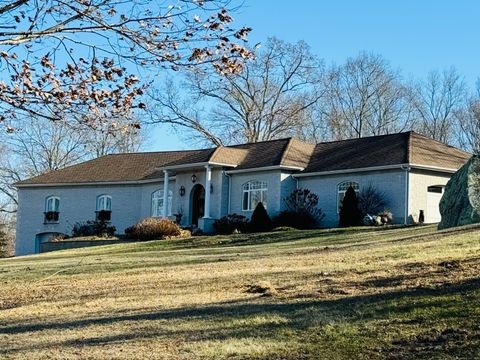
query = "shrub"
(0, 226, 13, 258)
(249, 202, 273, 232)
(358, 184, 387, 216)
(339, 186, 362, 227)
(275, 188, 325, 229)
(213, 214, 249, 234)
(363, 210, 393, 226)
(125, 218, 181, 241)
(378, 210, 393, 224)
(72, 220, 116, 237)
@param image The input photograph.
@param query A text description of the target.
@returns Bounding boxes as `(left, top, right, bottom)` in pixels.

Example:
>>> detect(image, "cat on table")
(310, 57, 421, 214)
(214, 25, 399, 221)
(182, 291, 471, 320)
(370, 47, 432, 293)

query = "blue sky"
(146, 0, 480, 151)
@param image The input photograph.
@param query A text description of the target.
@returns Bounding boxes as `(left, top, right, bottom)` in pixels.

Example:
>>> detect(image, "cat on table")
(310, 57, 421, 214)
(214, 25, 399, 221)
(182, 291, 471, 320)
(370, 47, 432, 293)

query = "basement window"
(427, 186, 443, 194)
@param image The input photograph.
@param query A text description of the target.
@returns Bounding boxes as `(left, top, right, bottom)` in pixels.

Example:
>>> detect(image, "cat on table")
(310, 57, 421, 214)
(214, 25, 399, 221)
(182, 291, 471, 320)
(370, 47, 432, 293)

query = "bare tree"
(0, 111, 144, 215)
(409, 68, 467, 144)
(0, 0, 253, 131)
(455, 80, 480, 154)
(150, 37, 326, 145)
(325, 52, 413, 140)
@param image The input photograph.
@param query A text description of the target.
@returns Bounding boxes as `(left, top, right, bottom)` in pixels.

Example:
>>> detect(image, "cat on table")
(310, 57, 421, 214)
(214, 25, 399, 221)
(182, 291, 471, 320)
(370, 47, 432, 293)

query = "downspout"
(401, 165, 411, 225)
(293, 174, 299, 189)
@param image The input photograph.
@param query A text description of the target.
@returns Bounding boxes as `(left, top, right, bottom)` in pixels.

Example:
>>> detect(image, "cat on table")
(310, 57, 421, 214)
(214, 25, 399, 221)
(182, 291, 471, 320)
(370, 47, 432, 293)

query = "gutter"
(15, 176, 177, 189)
(157, 161, 238, 171)
(293, 163, 459, 178)
(225, 165, 304, 175)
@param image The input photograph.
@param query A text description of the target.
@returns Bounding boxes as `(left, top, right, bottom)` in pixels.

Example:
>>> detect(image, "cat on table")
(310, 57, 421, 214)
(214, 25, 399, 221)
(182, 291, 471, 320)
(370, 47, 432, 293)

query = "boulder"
(438, 156, 480, 229)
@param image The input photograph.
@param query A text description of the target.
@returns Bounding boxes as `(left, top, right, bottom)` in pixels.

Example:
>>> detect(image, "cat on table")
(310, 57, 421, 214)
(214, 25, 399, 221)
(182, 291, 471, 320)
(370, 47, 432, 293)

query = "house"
(14, 131, 470, 255)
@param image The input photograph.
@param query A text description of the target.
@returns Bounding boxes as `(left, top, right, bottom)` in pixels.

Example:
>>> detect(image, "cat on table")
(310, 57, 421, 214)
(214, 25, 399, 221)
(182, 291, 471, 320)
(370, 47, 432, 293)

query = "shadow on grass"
(2, 276, 479, 358)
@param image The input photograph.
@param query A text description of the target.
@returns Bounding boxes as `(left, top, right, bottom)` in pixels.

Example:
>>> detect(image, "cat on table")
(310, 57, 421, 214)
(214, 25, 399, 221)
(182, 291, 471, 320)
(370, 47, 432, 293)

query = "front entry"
(191, 184, 205, 226)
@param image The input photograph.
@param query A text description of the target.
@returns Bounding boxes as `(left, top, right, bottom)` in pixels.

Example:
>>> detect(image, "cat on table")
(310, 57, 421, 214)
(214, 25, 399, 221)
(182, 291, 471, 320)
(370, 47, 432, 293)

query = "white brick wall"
(298, 169, 407, 227)
(15, 166, 456, 256)
(408, 169, 452, 223)
(229, 170, 285, 218)
(16, 184, 144, 255)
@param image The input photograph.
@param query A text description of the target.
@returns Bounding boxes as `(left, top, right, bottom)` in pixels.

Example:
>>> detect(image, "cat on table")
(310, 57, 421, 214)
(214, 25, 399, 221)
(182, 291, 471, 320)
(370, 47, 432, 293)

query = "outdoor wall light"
(191, 174, 197, 183)
(179, 186, 186, 197)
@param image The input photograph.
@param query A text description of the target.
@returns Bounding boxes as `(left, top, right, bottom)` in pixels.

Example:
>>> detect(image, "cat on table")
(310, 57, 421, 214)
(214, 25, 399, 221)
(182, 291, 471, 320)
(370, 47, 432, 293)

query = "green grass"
(1, 224, 479, 359)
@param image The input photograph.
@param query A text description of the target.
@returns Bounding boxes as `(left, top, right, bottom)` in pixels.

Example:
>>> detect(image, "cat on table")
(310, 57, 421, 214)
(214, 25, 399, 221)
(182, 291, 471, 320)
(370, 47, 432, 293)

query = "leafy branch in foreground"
(0, 0, 253, 130)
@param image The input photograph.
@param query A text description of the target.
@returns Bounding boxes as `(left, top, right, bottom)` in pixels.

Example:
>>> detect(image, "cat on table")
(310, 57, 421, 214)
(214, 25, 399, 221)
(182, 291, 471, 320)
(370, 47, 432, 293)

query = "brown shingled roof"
(409, 132, 470, 170)
(15, 132, 470, 186)
(16, 149, 215, 185)
(302, 131, 470, 173)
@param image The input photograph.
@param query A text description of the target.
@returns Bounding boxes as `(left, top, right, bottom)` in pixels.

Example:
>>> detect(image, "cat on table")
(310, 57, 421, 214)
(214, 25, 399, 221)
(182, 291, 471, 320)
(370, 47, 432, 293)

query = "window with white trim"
(44, 196, 60, 223)
(151, 189, 173, 217)
(242, 181, 268, 211)
(337, 181, 359, 212)
(96, 195, 112, 221)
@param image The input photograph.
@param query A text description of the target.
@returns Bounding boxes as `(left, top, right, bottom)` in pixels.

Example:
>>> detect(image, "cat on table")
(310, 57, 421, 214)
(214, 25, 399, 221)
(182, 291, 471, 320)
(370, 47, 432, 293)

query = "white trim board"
(294, 163, 459, 178)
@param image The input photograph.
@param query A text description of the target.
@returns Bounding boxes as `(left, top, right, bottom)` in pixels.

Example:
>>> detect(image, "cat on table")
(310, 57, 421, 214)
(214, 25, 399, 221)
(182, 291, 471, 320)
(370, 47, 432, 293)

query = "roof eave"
(15, 176, 178, 188)
(294, 163, 461, 178)
(225, 165, 304, 175)
(158, 161, 238, 171)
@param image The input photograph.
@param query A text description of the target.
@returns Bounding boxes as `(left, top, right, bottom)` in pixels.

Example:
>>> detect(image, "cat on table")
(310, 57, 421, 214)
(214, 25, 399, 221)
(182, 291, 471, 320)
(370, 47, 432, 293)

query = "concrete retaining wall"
(40, 239, 135, 253)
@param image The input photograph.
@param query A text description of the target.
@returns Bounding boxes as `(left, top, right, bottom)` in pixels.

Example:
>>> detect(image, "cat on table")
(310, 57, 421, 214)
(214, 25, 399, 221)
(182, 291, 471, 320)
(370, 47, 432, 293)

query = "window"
(242, 181, 268, 211)
(96, 195, 112, 221)
(44, 196, 60, 223)
(337, 181, 359, 212)
(151, 190, 173, 217)
(427, 186, 443, 194)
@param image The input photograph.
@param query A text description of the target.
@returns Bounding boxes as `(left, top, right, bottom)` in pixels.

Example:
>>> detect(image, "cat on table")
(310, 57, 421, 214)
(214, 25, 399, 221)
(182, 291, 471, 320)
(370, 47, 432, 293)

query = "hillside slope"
(1, 225, 480, 359)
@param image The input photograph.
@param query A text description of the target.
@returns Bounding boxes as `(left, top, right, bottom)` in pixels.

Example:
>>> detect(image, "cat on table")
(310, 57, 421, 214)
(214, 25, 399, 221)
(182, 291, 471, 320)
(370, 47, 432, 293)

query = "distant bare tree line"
(0, 112, 143, 216)
(151, 37, 480, 154)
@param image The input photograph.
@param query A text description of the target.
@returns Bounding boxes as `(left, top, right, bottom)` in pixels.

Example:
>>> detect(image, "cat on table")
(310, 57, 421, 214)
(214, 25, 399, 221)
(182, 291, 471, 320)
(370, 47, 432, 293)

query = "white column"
(204, 165, 212, 218)
(162, 170, 169, 218)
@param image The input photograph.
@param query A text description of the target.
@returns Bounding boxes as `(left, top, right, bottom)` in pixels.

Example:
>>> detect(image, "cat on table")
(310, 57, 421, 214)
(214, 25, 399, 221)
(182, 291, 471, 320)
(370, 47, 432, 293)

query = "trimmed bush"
(339, 186, 362, 227)
(72, 220, 116, 237)
(213, 214, 249, 234)
(125, 218, 181, 241)
(275, 188, 325, 229)
(249, 202, 273, 232)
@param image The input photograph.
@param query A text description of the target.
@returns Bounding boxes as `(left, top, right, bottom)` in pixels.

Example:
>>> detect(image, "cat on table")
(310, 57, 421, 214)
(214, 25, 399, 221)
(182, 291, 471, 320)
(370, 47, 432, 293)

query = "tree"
(0, 112, 143, 215)
(410, 68, 466, 144)
(275, 188, 325, 229)
(455, 80, 480, 154)
(0, 0, 253, 131)
(325, 52, 413, 140)
(249, 202, 272, 232)
(357, 184, 387, 216)
(150, 37, 325, 145)
(339, 186, 362, 227)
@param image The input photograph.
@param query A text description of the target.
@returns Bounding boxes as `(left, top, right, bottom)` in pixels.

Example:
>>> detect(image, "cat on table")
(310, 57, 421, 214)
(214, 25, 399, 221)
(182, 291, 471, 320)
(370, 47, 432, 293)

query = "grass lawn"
(1, 225, 480, 359)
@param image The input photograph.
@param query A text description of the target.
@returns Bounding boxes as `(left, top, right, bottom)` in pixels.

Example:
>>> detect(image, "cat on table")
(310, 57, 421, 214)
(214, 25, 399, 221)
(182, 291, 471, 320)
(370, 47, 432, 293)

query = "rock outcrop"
(438, 156, 480, 229)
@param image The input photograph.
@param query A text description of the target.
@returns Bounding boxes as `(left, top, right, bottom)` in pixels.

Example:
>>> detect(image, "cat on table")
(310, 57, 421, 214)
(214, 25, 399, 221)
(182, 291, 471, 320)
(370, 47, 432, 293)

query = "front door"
(191, 184, 205, 226)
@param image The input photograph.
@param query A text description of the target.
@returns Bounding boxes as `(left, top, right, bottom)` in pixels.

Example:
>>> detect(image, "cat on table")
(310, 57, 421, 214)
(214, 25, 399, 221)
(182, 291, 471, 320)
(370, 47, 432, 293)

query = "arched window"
(151, 190, 173, 217)
(44, 196, 60, 223)
(337, 181, 359, 212)
(242, 181, 268, 211)
(96, 195, 112, 221)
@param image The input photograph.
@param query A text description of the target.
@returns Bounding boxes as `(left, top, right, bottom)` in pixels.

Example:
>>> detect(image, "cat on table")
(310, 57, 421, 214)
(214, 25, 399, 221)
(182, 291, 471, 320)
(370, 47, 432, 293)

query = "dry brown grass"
(0, 224, 479, 359)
